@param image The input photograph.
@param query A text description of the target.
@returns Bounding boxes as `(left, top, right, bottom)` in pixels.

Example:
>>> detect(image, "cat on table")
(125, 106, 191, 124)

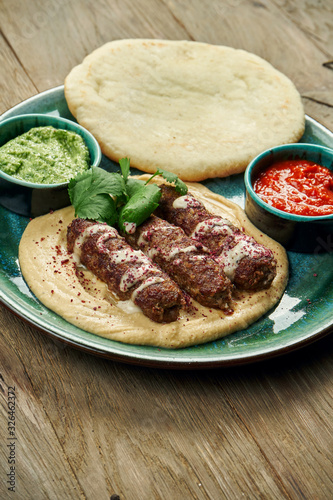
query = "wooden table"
(1, 1, 332, 498)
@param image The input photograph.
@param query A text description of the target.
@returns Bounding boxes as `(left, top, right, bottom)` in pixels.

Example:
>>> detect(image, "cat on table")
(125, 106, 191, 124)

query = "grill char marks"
(156, 185, 277, 291)
(67, 218, 185, 323)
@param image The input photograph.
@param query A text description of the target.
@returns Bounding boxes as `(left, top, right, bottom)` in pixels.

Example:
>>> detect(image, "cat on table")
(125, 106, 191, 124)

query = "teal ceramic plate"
(1, 86, 332, 368)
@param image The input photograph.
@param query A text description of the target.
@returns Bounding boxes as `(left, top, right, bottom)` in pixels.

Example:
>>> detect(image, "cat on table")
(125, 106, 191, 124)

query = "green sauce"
(0, 126, 90, 184)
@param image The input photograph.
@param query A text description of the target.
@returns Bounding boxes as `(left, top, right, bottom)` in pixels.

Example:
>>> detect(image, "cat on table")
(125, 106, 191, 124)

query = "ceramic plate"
(0, 86, 332, 368)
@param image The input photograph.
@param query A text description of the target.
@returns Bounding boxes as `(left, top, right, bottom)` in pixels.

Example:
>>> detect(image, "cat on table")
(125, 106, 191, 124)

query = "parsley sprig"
(68, 158, 188, 233)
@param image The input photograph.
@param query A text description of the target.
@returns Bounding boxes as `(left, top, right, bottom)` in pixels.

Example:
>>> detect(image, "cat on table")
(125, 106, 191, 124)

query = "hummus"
(18, 182, 288, 348)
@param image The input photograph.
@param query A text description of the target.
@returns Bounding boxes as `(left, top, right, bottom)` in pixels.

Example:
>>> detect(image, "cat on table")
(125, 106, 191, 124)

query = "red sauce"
(253, 159, 333, 216)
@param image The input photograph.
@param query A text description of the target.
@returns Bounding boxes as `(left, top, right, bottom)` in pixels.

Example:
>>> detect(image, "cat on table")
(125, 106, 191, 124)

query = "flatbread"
(64, 39, 305, 181)
(19, 181, 288, 348)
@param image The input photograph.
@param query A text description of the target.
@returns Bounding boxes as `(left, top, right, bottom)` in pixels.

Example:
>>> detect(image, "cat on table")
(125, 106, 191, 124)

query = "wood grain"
(0, 1, 332, 498)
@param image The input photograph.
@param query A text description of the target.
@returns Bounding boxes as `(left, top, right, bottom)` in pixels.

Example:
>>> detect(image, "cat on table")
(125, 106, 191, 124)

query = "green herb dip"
(0, 126, 90, 184)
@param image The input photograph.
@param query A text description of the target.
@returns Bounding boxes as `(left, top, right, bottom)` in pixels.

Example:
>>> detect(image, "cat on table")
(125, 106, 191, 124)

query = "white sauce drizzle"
(116, 299, 141, 314)
(167, 245, 198, 260)
(138, 225, 200, 262)
(123, 221, 137, 234)
(111, 275, 166, 319)
(131, 276, 165, 301)
(145, 247, 160, 260)
(190, 218, 234, 239)
(110, 248, 144, 265)
(120, 263, 157, 292)
(188, 254, 208, 261)
(73, 223, 158, 294)
(73, 224, 117, 264)
(216, 233, 264, 280)
(172, 195, 202, 209)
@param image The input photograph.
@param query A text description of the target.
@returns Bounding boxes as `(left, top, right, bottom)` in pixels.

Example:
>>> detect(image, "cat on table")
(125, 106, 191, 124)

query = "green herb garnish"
(147, 168, 188, 196)
(118, 183, 161, 233)
(68, 158, 187, 233)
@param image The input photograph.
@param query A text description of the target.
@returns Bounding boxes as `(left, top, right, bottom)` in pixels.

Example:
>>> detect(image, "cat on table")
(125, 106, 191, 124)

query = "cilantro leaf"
(118, 183, 161, 233)
(68, 166, 126, 218)
(73, 193, 118, 226)
(119, 157, 131, 182)
(146, 168, 188, 195)
(126, 177, 145, 198)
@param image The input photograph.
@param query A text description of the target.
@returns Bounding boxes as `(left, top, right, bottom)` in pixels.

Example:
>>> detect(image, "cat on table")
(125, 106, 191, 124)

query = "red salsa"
(253, 159, 333, 216)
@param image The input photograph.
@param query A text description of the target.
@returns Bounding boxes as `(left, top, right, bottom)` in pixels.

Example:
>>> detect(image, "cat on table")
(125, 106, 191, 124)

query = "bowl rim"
(244, 143, 333, 222)
(0, 113, 102, 189)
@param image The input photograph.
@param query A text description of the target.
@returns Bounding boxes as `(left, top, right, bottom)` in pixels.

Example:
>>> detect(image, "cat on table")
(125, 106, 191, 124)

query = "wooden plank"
(0, 0, 190, 93)
(273, 0, 333, 55)
(0, 310, 85, 499)
(0, 311, 290, 499)
(301, 98, 333, 130)
(214, 335, 333, 499)
(0, 34, 37, 114)
(1, 301, 332, 498)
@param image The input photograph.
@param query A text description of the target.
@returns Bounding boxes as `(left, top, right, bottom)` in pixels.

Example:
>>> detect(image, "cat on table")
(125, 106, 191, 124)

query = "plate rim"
(1, 85, 332, 368)
(1, 295, 331, 369)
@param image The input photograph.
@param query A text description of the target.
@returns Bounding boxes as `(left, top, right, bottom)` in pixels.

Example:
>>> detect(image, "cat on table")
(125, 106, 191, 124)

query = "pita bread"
(65, 39, 305, 181)
(19, 180, 288, 348)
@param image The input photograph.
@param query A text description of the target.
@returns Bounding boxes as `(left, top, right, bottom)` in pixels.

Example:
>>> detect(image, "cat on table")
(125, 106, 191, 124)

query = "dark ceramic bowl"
(0, 114, 101, 217)
(244, 143, 333, 251)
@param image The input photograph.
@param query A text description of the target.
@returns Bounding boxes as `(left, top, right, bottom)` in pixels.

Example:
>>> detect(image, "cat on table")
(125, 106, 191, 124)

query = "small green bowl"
(244, 143, 333, 250)
(0, 114, 101, 217)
